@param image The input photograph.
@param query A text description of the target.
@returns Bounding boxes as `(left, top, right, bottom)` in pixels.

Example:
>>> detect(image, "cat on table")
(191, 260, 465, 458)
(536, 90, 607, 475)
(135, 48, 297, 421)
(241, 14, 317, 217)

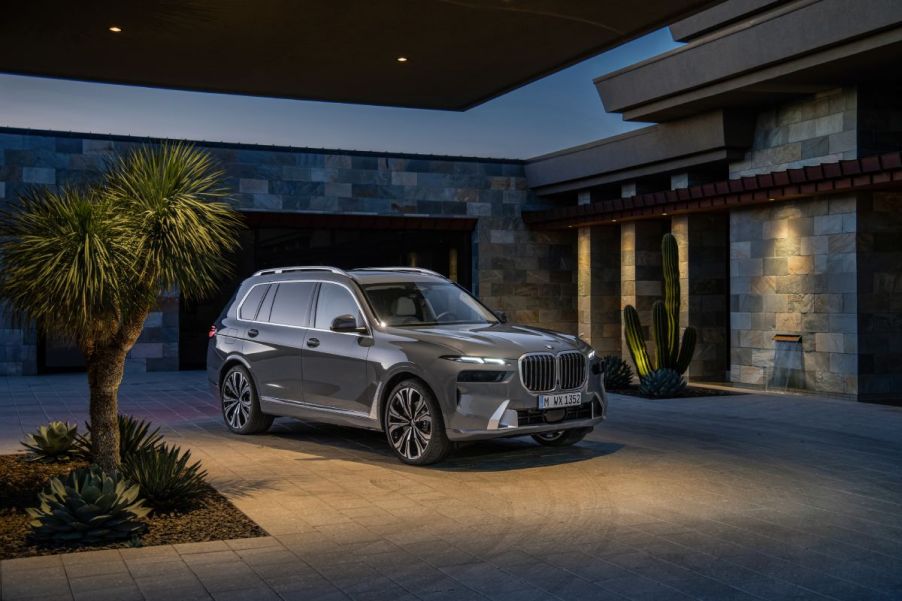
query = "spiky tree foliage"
(21, 421, 79, 462)
(638, 368, 687, 398)
(122, 443, 209, 512)
(0, 144, 241, 471)
(623, 233, 697, 379)
(75, 414, 164, 464)
(598, 355, 633, 389)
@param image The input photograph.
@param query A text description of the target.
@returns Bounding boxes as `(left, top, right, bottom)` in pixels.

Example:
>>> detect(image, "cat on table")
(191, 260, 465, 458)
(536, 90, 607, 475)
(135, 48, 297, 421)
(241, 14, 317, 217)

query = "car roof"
(350, 269, 446, 285)
(246, 266, 448, 285)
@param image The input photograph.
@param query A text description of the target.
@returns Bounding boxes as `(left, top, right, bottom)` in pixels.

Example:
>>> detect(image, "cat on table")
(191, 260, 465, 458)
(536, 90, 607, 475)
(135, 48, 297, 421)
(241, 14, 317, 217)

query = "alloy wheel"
(387, 386, 432, 460)
(222, 369, 252, 430)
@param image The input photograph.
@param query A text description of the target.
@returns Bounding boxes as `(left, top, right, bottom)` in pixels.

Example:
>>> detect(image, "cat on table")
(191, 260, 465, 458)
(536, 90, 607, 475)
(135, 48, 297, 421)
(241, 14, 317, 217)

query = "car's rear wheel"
(221, 365, 273, 434)
(531, 427, 592, 447)
(384, 379, 451, 465)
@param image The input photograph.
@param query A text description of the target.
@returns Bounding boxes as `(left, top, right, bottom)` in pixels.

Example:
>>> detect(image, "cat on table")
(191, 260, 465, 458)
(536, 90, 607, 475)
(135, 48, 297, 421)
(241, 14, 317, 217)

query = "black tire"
(384, 379, 452, 465)
(220, 365, 274, 435)
(531, 427, 592, 447)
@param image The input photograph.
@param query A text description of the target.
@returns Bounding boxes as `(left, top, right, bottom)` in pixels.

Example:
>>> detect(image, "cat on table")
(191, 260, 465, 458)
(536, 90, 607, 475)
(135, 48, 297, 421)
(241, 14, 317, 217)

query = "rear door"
(301, 282, 373, 414)
(241, 281, 316, 403)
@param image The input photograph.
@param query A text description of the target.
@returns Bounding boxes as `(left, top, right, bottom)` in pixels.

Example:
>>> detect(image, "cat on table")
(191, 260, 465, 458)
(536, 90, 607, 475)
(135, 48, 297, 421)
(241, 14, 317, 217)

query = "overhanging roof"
(523, 152, 902, 228)
(0, 0, 720, 111)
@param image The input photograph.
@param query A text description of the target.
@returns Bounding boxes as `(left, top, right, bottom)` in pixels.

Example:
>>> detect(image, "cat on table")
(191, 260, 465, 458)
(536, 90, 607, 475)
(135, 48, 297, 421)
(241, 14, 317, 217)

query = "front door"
(301, 282, 373, 415)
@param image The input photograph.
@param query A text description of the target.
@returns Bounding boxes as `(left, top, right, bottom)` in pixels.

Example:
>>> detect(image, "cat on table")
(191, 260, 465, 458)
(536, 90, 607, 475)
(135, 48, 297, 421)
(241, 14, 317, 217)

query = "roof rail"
(252, 266, 350, 277)
(353, 267, 447, 279)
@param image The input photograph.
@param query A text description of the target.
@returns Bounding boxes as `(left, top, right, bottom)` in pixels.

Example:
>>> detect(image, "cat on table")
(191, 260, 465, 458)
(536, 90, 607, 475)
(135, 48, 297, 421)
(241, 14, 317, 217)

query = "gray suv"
(207, 266, 606, 465)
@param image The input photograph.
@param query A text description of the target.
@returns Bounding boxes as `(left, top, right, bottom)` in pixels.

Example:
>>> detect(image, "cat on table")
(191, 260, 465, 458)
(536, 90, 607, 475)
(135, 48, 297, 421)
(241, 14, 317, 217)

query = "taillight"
(208, 325, 217, 338)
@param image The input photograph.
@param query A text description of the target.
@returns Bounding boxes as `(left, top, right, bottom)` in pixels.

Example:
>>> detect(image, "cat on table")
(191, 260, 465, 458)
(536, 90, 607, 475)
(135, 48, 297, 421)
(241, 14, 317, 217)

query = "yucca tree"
(0, 144, 241, 471)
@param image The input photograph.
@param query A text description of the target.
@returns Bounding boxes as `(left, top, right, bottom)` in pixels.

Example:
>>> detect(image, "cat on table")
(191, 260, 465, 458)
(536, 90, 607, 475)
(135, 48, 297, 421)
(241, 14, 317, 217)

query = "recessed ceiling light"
(662, 212, 668, 216)
(397, 56, 408, 63)
(109, 26, 122, 33)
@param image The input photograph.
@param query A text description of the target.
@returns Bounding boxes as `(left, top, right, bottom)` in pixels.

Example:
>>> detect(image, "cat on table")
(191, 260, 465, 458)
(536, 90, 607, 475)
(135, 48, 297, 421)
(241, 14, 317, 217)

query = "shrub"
(76, 414, 163, 463)
(21, 421, 78, 462)
(121, 444, 208, 512)
(638, 368, 687, 398)
(599, 355, 633, 389)
(27, 465, 149, 544)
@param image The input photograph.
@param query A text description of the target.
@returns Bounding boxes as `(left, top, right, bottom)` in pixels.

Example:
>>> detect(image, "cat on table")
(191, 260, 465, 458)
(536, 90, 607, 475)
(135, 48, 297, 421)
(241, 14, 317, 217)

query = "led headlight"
(441, 355, 509, 366)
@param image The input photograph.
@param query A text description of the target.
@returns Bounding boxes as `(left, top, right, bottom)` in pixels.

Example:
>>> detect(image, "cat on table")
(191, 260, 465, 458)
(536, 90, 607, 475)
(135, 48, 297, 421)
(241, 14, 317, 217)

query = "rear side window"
(269, 282, 316, 327)
(238, 284, 270, 321)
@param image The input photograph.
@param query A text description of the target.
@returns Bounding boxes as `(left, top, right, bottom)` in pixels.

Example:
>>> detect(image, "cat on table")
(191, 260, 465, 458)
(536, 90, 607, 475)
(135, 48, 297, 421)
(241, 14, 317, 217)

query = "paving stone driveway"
(1, 371, 902, 601)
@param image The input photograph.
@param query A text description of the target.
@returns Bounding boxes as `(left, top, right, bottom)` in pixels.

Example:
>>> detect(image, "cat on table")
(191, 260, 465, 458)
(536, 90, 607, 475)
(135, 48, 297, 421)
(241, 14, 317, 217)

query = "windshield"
(362, 281, 499, 327)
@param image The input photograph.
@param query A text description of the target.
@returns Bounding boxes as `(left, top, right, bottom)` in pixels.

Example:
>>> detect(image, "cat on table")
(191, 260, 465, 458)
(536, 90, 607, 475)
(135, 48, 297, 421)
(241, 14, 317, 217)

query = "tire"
(220, 364, 274, 435)
(384, 379, 452, 465)
(531, 427, 592, 447)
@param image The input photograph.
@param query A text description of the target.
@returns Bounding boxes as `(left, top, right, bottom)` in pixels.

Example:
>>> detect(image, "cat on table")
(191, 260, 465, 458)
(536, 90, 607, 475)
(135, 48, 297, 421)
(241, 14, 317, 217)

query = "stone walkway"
(1, 371, 902, 600)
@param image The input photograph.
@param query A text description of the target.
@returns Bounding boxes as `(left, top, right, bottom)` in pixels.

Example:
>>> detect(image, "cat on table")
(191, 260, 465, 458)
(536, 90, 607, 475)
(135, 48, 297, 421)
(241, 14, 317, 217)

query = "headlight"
(441, 355, 509, 366)
(587, 350, 596, 361)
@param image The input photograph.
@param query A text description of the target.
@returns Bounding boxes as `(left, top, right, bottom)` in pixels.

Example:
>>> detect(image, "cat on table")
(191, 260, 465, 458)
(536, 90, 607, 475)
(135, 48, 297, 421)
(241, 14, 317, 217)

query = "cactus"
(638, 368, 686, 398)
(27, 466, 150, 544)
(599, 355, 633, 389)
(623, 232, 697, 378)
(21, 421, 78, 462)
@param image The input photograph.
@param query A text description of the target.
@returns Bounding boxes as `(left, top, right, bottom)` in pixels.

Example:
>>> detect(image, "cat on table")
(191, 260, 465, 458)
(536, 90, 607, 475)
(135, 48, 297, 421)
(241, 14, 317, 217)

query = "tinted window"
(269, 282, 316, 327)
(238, 284, 270, 320)
(315, 283, 363, 330)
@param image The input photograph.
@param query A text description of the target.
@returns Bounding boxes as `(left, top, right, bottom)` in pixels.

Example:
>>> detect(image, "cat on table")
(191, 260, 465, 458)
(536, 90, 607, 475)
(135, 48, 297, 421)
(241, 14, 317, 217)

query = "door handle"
(247, 329, 259, 338)
(306, 337, 320, 348)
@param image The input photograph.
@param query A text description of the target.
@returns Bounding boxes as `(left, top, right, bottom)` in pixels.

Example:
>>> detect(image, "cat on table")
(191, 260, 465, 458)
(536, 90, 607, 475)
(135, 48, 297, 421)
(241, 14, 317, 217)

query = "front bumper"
(442, 369, 607, 441)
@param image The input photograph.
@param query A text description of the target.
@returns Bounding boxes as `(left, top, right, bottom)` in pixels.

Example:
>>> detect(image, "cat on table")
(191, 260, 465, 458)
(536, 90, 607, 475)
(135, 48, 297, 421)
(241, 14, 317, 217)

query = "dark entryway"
(178, 212, 475, 369)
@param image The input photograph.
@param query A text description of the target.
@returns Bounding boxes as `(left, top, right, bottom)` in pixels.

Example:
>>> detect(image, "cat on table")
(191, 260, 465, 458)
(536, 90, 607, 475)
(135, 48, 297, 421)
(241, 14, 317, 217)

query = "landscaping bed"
(608, 385, 743, 399)
(0, 453, 265, 561)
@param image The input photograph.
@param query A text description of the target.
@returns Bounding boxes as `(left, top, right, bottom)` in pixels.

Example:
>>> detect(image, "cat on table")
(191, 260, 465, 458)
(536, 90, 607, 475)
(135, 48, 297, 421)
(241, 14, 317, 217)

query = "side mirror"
(331, 314, 365, 333)
(495, 310, 508, 323)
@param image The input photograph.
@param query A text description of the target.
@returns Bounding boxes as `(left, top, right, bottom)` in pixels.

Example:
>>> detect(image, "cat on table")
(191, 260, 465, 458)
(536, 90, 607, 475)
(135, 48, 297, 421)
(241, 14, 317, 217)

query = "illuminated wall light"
(397, 56, 408, 62)
(109, 26, 122, 33)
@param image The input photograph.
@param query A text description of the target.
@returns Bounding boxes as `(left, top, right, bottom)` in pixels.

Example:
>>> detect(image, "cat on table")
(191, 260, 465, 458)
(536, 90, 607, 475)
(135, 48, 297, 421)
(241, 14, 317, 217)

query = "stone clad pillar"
(577, 192, 620, 353)
(621, 220, 667, 365)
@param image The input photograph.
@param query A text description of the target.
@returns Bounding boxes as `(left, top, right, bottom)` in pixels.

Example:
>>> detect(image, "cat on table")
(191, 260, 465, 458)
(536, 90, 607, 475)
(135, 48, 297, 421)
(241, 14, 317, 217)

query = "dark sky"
(0, 29, 679, 159)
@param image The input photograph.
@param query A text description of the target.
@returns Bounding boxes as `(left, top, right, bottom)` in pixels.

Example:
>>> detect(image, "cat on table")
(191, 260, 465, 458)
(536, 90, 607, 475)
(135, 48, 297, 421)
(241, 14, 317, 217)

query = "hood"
(386, 322, 589, 358)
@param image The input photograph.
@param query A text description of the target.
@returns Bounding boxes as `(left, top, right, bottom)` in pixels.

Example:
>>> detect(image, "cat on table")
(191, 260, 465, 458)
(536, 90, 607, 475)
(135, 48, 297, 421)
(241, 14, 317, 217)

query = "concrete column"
(621, 220, 667, 363)
(577, 191, 620, 352)
(671, 214, 730, 381)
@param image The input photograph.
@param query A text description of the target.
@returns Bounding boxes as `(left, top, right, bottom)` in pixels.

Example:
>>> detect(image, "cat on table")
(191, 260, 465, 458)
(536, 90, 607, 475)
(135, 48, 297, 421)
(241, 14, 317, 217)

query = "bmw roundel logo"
(545, 344, 553, 350)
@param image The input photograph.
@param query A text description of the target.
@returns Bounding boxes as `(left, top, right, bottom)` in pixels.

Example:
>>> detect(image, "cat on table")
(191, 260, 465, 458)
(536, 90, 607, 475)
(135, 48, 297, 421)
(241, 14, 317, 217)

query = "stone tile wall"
(577, 224, 620, 353)
(729, 87, 857, 179)
(0, 128, 575, 374)
(856, 192, 902, 401)
(729, 195, 859, 395)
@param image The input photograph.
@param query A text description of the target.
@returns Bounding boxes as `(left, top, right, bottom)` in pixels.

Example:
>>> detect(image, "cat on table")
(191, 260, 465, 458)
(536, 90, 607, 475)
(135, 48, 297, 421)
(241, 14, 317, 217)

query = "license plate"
(538, 392, 582, 409)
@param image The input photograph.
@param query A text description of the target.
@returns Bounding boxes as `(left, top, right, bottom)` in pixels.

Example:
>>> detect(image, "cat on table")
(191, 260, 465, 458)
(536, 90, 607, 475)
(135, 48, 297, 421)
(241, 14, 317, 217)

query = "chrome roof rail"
(352, 267, 447, 279)
(252, 266, 350, 277)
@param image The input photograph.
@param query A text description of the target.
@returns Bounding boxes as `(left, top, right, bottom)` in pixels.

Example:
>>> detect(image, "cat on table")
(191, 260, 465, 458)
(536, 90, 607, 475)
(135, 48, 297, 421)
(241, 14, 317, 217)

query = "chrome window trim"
(236, 279, 374, 337)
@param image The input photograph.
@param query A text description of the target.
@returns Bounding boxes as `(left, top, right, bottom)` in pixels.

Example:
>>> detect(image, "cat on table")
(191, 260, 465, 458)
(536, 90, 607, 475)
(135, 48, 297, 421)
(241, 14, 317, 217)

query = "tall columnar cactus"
(623, 233, 696, 378)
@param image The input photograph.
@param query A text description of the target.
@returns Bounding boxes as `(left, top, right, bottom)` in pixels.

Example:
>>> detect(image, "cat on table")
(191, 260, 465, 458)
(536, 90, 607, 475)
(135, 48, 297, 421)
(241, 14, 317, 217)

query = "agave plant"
(76, 415, 163, 463)
(599, 355, 633, 390)
(21, 421, 78, 462)
(0, 143, 241, 471)
(638, 368, 687, 398)
(27, 465, 150, 544)
(122, 443, 208, 512)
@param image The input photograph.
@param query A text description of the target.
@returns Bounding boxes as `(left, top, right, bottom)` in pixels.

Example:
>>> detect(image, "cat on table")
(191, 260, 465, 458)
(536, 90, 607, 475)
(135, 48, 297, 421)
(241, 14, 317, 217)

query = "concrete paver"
(1, 371, 901, 600)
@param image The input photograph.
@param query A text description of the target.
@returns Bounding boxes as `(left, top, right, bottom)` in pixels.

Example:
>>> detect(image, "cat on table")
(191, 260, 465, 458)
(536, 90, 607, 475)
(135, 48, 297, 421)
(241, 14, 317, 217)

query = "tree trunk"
(86, 344, 128, 472)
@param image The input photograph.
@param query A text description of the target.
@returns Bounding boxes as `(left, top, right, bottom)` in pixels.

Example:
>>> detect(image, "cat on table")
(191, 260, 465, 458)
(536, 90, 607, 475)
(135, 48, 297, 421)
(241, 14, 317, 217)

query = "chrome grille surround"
(518, 351, 587, 393)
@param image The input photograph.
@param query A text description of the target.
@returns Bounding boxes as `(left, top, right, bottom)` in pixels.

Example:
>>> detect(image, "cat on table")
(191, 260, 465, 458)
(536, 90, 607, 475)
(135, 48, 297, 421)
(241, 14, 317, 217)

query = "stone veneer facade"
(0, 129, 576, 375)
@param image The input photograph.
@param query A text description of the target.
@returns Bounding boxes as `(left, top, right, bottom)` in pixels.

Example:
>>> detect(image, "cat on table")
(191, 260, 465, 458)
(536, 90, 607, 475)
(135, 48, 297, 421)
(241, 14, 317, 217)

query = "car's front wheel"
(221, 364, 273, 435)
(531, 427, 592, 447)
(384, 379, 451, 465)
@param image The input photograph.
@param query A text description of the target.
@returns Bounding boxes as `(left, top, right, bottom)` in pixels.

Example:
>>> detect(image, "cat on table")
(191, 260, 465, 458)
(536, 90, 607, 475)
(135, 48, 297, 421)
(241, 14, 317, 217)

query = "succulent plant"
(75, 414, 163, 463)
(624, 233, 697, 378)
(121, 443, 208, 512)
(21, 421, 79, 462)
(599, 355, 634, 389)
(639, 368, 687, 398)
(27, 465, 150, 544)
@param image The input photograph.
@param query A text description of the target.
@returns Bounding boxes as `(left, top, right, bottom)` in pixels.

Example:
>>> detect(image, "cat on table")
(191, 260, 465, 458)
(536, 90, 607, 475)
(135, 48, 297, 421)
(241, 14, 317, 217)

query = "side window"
(238, 284, 270, 321)
(269, 282, 316, 327)
(315, 283, 363, 330)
